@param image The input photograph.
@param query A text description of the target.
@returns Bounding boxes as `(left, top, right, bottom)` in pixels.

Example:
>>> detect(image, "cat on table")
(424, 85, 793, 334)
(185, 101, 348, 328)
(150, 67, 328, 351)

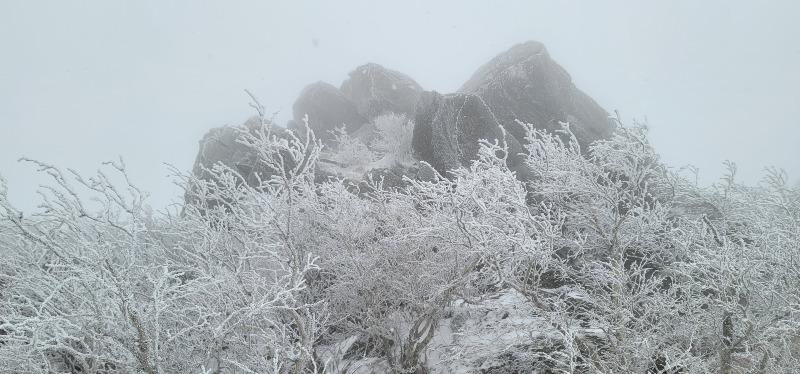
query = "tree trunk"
(720, 311, 733, 374)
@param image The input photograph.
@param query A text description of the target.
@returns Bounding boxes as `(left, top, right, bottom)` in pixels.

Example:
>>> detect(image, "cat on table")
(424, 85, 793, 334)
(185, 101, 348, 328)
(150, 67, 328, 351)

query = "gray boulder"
(187, 118, 336, 210)
(292, 82, 368, 144)
(190, 117, 275, 188)
(459, 41, 613, 150)
(193, 118, 339, 183)
(411, 91, 529, 178)
(340, 63, 423, 119)
(185, 117, 275, 210)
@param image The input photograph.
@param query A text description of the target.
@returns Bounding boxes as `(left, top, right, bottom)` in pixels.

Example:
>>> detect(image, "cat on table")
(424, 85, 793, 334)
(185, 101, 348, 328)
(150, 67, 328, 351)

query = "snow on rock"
(424, 289, 563, 373)
(324, 288, 601, 373)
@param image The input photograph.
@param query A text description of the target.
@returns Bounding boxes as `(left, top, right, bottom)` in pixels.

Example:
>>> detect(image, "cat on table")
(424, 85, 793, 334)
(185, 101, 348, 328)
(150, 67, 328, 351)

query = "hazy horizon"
(2, 1, 799, 211)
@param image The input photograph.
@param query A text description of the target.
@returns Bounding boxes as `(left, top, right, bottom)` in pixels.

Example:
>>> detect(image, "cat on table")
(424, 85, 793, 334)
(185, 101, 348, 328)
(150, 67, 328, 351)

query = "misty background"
(2, 0, 798, 212)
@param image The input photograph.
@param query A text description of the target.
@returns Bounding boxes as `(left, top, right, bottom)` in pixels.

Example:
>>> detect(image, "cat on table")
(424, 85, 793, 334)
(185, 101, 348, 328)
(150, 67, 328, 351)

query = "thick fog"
(2, 0, 798, 211)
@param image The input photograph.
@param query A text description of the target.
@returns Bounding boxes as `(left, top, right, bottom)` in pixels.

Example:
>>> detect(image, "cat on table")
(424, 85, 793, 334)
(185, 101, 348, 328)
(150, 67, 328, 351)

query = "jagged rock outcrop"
(411, 91, 529, 178)
(459, 41, 613, 150)
(340, 63, 423, 119)
(291, 82, 368, 144)
(191, 40, 609, 191)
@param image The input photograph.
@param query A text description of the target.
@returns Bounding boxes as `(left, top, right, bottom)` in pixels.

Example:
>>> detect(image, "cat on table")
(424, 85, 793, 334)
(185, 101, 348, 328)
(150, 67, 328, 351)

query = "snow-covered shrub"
(370, 113, 415, 168)
(326, 125, 377, 178)
(508, 121, 800, 373)
(292, 172, 485, 372)
(1, 102, 797, 373)
(323, 113, 415, 180)
(0, 104, 328, 373)
(671, 164, 800, 373)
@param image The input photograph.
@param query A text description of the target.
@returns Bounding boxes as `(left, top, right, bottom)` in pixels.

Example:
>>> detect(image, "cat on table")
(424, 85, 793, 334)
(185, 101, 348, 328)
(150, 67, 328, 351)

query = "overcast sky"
(2, 1, 799, 212)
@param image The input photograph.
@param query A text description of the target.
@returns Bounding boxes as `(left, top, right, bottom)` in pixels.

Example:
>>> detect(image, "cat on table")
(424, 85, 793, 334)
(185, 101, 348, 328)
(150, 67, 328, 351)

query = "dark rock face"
(190, 117, 273, 188)
(292, 82, 368, 144)
(340, 63, 423, 119)
(459, 41, 613, 150)
(410, 91, 442, 170)
(411, 92, 527, 176)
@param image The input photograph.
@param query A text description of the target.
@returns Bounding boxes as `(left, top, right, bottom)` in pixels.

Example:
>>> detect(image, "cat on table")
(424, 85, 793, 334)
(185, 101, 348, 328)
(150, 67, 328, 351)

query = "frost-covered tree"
(1, 102, 797, 373)
(0, 100, 328, 373)
(493, 121, 800, 373)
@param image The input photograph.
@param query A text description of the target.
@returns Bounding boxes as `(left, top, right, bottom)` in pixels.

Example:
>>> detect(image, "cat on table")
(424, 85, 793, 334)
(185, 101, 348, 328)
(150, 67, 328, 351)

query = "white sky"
(2, 1, 799, 212)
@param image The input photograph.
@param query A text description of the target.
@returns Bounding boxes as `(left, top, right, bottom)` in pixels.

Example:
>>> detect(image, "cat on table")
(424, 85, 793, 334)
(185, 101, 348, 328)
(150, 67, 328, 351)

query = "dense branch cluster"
(1, 107, 798, 373)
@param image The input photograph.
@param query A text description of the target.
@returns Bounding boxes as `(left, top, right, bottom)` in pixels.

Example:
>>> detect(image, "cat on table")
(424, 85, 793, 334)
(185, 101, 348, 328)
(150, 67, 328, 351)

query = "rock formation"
(340, 63, 423, 119)
(190, 116, 272, 188)
(191, 40, 610, 191)
(459, 41, 613, 150)
(291, 81, 368, 145)
(411, 91, 527, 177)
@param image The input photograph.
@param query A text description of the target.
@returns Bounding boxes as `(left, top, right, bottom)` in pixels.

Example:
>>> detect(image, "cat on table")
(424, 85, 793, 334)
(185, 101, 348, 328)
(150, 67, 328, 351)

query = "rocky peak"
(192, 41, 612, 193)
(459, 41, 550, 93)
(459, 41, 613, 149)
(340, 62, 424, 119)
